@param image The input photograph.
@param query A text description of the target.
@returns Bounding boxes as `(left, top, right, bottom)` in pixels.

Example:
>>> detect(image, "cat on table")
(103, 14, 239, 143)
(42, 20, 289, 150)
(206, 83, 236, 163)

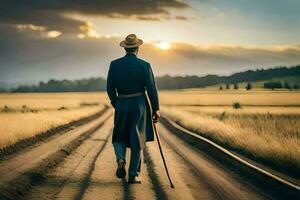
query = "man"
(106, 34, 160, 184)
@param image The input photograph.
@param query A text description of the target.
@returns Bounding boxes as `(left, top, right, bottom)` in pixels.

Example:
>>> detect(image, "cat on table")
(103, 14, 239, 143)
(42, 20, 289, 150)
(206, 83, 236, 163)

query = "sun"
(155, 42, 171, 50)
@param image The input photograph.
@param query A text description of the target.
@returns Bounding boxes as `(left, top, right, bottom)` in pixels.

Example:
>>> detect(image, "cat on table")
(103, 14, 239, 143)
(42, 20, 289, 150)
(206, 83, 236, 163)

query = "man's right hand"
(153, 110, 161, 123)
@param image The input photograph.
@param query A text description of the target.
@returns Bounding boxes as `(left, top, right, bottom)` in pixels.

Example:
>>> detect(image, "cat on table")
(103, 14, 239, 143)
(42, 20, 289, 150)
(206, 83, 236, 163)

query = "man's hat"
(120, 34, 143, 48)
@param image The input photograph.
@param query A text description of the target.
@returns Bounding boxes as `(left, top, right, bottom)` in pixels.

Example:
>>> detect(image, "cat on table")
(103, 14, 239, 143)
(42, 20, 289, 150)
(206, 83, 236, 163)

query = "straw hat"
(120, 34, 143, 48)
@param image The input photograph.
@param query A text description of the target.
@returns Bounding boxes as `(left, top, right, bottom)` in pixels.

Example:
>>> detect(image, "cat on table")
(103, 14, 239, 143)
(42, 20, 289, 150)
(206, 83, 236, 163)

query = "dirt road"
(1, 111, 296, 199)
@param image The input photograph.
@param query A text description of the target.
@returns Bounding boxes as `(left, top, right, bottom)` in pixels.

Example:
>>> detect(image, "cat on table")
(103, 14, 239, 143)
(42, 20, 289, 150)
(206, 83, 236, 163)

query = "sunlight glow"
(155, 42, 171, 50)
(47, 30, 61, 38)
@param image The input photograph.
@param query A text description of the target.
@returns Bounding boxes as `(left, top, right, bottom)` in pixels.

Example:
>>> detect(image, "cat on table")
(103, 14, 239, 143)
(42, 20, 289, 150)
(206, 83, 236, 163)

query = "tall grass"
(162, 106, 300, 174)
(0, 92, 109, 109)
(180, 106, 300, 115)
(159, 90, 300, 106)
(0, 105, 105, 149)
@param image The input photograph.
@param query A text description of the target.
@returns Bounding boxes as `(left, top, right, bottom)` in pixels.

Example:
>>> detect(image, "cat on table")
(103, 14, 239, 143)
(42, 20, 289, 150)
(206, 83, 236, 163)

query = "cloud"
(170, 43, 300, 65)
(15, 23, 62, 39)
(76, 22, 120, 39)
(78, 22, 100, 38)
(0, 0, 190, 36)
(1, 31, 300, 83)
(143, 43, 300, 75)
(174, 15, 189, 20)
(16, 24, 46, 31)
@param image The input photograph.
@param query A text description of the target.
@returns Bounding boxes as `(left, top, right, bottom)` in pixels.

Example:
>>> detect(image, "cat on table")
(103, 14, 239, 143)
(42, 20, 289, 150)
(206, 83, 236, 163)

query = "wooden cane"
(153, 123, 175, 188)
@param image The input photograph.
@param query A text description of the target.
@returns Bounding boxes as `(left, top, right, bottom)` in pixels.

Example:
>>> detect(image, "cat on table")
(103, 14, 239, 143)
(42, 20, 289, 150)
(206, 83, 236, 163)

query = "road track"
(1, 111, 299, 200)
(0, 109, 113, 199)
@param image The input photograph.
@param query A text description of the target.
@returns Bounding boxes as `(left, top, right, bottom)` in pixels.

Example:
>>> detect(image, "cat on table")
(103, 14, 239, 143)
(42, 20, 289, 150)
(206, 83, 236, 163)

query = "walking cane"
(153, 122, 175, 188)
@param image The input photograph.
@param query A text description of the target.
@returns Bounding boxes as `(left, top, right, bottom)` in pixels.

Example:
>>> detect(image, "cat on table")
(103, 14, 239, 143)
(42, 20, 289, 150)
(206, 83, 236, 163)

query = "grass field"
(160, 90, 300, 175)
(0, 92, 108, 110)
(0, 90, 299, 176)
(159, 90, 300, 106)
(0, 93, 108, 150)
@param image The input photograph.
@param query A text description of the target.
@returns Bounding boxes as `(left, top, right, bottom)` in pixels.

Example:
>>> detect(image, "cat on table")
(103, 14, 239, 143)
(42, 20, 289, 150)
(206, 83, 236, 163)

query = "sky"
(0, 0, 300, 84)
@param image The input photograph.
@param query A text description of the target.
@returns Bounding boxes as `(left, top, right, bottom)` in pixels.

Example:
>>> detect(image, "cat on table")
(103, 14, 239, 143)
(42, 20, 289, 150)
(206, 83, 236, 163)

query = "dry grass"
(162, 106, 300, 173)
(160, 90, 300, 173)
(0, 106, 105, 149)
(180, 106, 300, 115)
(159, 90, 300, 106)
(2, 91, 300, 174)
(0, 92, 109, 110)
(0, 93, 109, 150)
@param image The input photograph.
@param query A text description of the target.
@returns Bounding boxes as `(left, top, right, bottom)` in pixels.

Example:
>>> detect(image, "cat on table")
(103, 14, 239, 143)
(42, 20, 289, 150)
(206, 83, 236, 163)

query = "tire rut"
(24, 115, 113, 200)
(0, 106, 109, 162)
(74, 131, 111, 200)
(0, 109, 112, 200)
(81, 124, 157, 200)
(143, 146, 169, 200)
(156, 122, 273, 200)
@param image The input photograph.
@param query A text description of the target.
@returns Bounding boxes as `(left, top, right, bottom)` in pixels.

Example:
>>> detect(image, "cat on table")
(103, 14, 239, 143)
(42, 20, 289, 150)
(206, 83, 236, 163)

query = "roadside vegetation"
(0, 93, 108, 150)
(162, 106, 300, 175)
(0, 92, 108, 109)
(160, 90, 300, 175)
(159, 90, 300, 107)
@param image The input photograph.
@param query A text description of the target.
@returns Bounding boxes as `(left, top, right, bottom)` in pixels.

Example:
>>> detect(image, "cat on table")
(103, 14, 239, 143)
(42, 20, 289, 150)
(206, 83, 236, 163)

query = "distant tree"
(294, 84, 299, 90)
(12, 77, 106, 92)
(226, 84, 230, 89)
(233, 102, 242, 109)
(263, 82, 282, 90)
(219, 85, 223, 90)
(245, 82, 252, 90)
(284, 81, 292, 90)
(234, 83, 239, 90)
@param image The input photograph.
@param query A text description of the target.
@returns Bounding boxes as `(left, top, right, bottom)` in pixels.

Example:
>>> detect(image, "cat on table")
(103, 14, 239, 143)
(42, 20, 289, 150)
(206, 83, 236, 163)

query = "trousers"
(113, 142, 142, 176)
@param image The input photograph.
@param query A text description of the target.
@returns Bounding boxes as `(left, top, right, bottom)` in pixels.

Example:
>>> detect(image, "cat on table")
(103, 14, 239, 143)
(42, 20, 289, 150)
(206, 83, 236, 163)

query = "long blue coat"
(106, 54, 159, 149)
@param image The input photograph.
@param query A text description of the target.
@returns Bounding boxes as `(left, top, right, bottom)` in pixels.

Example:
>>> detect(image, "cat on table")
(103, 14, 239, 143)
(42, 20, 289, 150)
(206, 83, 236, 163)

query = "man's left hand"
(153, 110, 160, 123)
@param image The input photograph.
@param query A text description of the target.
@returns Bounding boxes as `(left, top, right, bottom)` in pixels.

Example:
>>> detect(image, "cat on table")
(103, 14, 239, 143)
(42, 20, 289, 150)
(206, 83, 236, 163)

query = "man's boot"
(128, 176, 141, 184)
(116, 159, 126, 178)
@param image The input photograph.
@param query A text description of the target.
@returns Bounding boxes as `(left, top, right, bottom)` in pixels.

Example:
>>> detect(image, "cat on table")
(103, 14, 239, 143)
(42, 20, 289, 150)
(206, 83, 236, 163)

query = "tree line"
(219, 82, 299, 90)
(263, 81, 298, 90)
(155, 65, 300, 89)
(8, 65, 300, 92)
(219, 83, 253, 90)
(12, 78, 106, 92)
